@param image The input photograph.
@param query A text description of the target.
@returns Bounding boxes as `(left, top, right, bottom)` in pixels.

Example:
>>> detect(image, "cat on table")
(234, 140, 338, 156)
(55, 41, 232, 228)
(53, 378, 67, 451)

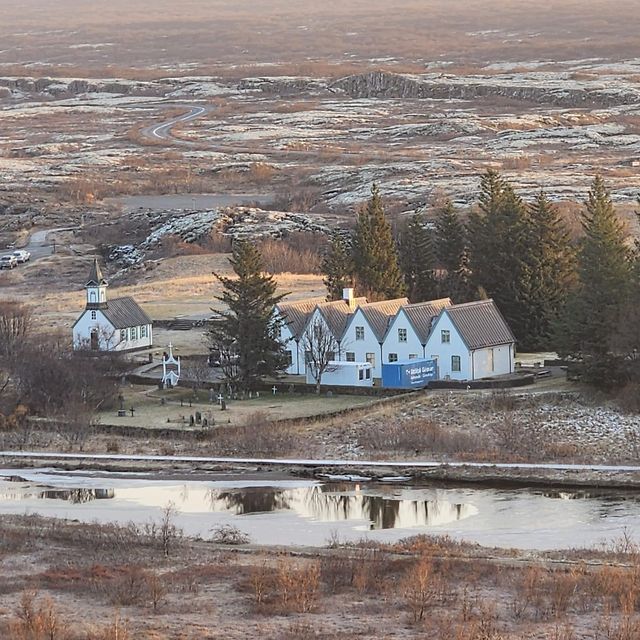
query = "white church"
(72, 258, 153, 352)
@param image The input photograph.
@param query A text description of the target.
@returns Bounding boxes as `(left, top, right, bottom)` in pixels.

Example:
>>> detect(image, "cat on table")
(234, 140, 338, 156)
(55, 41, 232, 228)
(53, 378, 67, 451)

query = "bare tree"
(301, 318, 340, 394)
(0, 301, 32, 361)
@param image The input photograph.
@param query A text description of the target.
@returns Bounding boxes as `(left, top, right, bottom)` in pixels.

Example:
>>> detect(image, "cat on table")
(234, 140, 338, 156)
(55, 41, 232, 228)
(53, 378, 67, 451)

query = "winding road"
(137, 103, 412, 162)
(141, 105, 209, 143)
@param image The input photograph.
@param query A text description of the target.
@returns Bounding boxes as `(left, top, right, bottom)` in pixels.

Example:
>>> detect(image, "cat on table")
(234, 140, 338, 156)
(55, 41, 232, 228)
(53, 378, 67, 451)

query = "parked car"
(0, 255, 18, 269)
(12, 249, 30, 263)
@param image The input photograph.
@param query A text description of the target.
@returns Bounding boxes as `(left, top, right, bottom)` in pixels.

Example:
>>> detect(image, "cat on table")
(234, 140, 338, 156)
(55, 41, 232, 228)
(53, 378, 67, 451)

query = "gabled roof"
(444, 299, 516, 350)
(86, 258, 107, 287)
(276, 297, 326, 340)
(316, 297, 367, 339)
(101, 297, 152, 329)
(401, 298, 452, 343)
(358, 298, 409, 342)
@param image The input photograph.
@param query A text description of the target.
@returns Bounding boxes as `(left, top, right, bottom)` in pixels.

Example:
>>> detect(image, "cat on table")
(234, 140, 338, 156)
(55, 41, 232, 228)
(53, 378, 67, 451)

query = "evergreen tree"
(468, 170, 532, 343)
(556, 176, 633, 364)
(321, 233, 354, 301)
(208, 241, 288, 393)
(434, 200, 477, 303)
(521, 190, 576, 349)
(353, 184, 406, 301)
(398, 214, 438, 302)
(435, 200, 467, 275)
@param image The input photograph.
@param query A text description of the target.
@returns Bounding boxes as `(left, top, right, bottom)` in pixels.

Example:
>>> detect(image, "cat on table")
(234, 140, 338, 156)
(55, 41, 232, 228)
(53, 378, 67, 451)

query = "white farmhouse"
(341, 297, 408, 378)
(424, 299, 515, 380)
(276, 289, 365, 375)
(72, 259, 153, 352)
(382, 298, 452, 364)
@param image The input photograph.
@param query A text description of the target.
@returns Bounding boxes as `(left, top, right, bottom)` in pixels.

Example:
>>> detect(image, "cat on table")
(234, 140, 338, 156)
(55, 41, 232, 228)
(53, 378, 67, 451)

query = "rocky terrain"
(2, 58, 640, 230)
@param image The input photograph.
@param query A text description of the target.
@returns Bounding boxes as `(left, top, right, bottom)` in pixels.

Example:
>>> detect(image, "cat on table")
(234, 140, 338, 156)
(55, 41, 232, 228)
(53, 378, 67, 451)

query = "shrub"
(211, 524, 251, 545)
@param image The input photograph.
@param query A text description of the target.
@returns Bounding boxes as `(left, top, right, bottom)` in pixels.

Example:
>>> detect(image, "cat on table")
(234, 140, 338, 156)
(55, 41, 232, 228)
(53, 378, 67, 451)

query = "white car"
(12, 249, 31, 263)
(0, 255, 18, 269)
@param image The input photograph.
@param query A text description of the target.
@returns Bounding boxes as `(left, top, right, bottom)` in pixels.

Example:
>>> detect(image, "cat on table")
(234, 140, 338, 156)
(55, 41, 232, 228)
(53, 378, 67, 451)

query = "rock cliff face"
(329, 71, 640, 108)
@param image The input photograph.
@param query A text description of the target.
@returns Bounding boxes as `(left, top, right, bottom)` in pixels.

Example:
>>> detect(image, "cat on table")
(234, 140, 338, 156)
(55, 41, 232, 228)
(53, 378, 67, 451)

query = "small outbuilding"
(305, 361, 373, 387)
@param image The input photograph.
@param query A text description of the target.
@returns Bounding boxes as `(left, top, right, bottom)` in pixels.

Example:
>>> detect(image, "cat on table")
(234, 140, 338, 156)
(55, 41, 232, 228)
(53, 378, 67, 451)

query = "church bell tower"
(85, 258, 108, 308)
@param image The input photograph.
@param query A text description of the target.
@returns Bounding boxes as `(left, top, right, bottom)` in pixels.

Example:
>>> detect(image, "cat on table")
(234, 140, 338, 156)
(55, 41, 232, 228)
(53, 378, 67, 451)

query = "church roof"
(86, 258, 107, 287)
(101, 297, 152, 329)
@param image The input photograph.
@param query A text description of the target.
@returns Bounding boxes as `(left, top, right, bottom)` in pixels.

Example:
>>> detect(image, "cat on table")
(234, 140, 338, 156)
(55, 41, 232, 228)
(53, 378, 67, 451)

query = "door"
(90, 328, 99, 350)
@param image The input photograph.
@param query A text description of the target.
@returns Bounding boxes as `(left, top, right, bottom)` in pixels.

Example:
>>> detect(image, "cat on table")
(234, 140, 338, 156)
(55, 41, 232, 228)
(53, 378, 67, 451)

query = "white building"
(275, 289, 516, 384)
(424, 300, 515, 380)
(72, 259, 153, 352)
(341, 297, 408, 379)
(305, 361, 373, 387)
(382, 298, 452, 365)
(276, 289, 365, 375)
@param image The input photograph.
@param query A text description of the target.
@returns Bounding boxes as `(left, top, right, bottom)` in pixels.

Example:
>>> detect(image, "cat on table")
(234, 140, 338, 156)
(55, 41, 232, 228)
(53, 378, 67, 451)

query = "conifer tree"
(521, 190, 576, 349)
(398, 214, 438, 302)
(435, 200, 467, 275)
(353, 184, 406, 301)
(321, 233, 354, 301)
(434, 200, 477, 303)
(556, 176, 632, 363)
(208, 241, 288, 393)
(468, 170, 532, 343)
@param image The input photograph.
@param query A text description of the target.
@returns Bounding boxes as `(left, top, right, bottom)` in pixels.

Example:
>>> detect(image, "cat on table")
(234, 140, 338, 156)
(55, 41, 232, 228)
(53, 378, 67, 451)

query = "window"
(365, 368, 371, 379)
(358, 369, 364, 380)
(366, 352, 375, 367)
(451, 355, 461, 372)
(355, 326, 365, 340)
(409, 353, 418, 360)
(327, 351, 335, 361)
(398, 328, 407, 343)
(441, 330, 450, 344)
(120, 329, 126, 342)
(141, 325, 148, 338)
(285, 350, 293, 366)
(388, 353, 398, 363)
(488, 348, 495, 372)
(346, 352, 355, 362)
(91, 311, 96, 320)
(305, 350, 312, 364)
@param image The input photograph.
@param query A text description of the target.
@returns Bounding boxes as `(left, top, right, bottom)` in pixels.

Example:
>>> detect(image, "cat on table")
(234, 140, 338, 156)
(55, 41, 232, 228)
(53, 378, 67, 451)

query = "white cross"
(217, 393, 224, 404)
(272, 386, 277, 395)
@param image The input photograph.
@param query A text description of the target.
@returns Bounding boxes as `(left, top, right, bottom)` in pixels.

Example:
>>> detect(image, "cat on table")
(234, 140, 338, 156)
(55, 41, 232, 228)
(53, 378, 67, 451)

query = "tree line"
(322, 175, 640, 386)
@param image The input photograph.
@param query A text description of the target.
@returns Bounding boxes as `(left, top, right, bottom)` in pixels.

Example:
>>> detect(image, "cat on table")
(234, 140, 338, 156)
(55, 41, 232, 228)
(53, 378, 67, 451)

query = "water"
(2, 469, 640, 550)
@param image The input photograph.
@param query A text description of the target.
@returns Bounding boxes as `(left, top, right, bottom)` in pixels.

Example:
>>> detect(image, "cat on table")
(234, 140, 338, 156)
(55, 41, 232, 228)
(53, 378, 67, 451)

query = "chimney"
(343, 287, 355, 310)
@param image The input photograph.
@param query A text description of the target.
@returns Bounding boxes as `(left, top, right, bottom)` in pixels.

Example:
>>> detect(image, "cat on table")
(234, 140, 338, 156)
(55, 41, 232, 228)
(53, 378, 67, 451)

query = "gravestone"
(202, 418, 208, 428)
(195, 411, 202, 424)
(190, 415, 195, 426)
(220, 400, 226, 411)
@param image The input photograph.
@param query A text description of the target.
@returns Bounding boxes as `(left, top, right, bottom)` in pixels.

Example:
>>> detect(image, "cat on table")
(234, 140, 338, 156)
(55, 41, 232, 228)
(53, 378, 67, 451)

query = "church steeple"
(85, 258, 108, 308)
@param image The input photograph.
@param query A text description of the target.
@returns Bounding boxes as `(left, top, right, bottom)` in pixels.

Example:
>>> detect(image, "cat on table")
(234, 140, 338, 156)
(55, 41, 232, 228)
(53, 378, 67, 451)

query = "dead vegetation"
(5, 514, 640, 638)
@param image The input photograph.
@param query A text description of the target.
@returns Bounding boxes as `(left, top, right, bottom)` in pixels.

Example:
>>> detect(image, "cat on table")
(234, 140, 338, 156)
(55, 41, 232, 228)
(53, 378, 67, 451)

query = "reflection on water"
(0, 485, 114, 504)
(208, 484, 477, 530)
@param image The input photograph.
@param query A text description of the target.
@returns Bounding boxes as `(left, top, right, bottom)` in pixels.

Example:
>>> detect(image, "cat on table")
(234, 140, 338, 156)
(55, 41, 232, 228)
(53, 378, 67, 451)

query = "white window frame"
(451, 355, 461, 372)
(409, 353, 417, 360)
(441, 330, 450, 344)
(398, 328, 407, 343)
(388, 353, 398, 363)
(355, 326, 365, 341)
(365, 352, 376, 367)
(91, 310, 97, 320)
(346, 352, 356, 362)
(120, 329, 126, 342)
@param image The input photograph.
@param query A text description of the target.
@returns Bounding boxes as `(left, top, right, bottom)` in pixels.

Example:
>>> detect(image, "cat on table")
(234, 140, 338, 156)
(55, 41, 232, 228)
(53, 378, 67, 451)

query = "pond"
(1, 469, 640, 550)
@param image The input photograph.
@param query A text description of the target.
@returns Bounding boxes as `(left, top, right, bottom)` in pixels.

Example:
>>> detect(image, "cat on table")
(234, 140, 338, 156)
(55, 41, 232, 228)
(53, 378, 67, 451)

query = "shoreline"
(4, 451, 640, 490)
